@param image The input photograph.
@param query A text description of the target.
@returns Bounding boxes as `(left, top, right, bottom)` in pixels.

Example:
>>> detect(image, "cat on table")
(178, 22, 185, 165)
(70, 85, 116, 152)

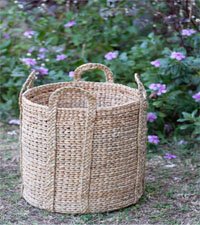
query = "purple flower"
(149, 83, 158, 91)
(68, 71, 74, 78)
(36, 67, 48, 75)
(104, 51, 118, 60)
(157, 85, 167, 95)
(39, 47, 48, 53)
(192, 92, 200, 102)
(64, 20, 76, 28)
(164, 153, 177, 160)
(3, 33, 10, 39)
(151, 60, 161, 68)
(56, 54, 67, 61)
(23, 30, 35, 38)
(149, 83, 167, 96)
(181, 29, 196, 36)
(147, 112, 157, 122)
(170, 52, 186, 61)
(148, 135, 160, 144)
(21, 58, 37, 66)
(37, 53, 46, 59)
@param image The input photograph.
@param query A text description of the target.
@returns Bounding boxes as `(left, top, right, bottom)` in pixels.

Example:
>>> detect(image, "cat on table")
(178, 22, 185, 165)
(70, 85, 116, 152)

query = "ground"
(0, 122, 199, 225)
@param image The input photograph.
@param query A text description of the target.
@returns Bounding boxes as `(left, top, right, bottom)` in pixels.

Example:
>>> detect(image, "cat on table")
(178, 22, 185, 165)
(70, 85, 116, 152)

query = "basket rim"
(22, 81, 143, 111)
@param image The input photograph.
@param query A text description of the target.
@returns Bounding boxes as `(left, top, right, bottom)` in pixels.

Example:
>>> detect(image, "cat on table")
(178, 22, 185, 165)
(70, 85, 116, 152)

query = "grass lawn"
(0, 122, 199, 225)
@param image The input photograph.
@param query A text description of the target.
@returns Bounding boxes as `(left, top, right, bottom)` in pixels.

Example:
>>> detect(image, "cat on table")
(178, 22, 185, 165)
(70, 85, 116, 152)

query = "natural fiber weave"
(19, 63, 147, 214)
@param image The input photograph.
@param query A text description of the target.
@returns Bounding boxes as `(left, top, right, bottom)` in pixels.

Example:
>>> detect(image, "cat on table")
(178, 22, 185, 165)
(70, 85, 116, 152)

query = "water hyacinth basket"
(19, 63, 148, 214)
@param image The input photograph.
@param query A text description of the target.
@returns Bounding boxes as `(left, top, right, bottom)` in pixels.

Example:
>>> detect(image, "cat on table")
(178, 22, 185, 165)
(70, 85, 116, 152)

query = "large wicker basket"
(19, 63, 147, 214)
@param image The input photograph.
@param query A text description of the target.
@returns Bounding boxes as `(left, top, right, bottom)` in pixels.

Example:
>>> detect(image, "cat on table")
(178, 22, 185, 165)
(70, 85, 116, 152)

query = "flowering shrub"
(0, 1, 199, 146)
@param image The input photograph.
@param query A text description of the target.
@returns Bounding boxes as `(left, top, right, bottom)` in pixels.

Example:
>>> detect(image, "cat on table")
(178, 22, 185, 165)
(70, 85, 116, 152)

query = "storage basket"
(19, 63, 147, 214)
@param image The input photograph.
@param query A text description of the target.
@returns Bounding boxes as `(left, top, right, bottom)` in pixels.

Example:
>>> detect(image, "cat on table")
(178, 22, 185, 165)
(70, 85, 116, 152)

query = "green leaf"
(119, 53, 128, 61)
(0, 40, 11, 50)
(179, 124, 192, 130)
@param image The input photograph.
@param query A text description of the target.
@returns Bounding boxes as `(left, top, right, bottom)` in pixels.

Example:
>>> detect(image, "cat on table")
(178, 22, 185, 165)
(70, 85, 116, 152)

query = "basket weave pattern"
(19, 63, 147, 214)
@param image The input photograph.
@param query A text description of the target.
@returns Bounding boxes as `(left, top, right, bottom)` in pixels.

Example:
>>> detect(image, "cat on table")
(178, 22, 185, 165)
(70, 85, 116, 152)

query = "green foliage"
(178, 110, 200, 140)
(0, 1, 199, 145)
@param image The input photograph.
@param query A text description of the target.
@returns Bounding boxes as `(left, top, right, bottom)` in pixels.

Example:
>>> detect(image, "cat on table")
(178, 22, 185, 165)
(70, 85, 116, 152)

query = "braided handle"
(49, 86, 96, 109)
(48, 86, 96, 212)
(74, 63, 114, 83)
(19, 70, 36, 196)
(134, 73, 146, 99)
(19, 71, 36, 106)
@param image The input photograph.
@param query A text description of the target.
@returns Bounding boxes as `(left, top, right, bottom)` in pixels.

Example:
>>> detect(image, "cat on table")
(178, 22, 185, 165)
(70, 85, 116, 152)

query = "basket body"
(19, 64, 147, 214)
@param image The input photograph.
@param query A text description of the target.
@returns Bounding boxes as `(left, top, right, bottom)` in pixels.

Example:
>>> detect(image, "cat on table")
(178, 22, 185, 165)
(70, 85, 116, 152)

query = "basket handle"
(48, 86, 96, 109)
(134, 73, 147, 99)
(19, 70, 36, 107)
(19, 70, 36, 195)
(48, 86, 96, 212)
(74, 63, 114, 83)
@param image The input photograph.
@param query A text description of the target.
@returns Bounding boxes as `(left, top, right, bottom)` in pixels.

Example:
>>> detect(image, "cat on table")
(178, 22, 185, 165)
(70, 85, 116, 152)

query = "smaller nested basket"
(19, 63, 147, 214)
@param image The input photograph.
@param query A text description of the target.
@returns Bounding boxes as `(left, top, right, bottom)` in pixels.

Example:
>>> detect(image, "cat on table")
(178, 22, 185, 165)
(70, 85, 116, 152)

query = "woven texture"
(19, 63, 148, 214)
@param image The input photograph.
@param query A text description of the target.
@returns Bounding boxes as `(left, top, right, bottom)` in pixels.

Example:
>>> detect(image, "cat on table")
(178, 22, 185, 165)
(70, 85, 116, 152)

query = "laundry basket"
(19, 63, 147, 214)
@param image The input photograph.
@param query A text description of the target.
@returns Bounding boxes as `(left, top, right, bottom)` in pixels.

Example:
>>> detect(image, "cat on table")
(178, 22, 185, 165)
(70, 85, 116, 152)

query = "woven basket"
(19, 63, 147, 214)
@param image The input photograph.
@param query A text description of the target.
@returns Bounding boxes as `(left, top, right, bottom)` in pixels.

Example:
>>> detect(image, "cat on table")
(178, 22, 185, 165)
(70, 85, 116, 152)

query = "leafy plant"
(0, 0, 200, 146)
(178, 110, 200, 141)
